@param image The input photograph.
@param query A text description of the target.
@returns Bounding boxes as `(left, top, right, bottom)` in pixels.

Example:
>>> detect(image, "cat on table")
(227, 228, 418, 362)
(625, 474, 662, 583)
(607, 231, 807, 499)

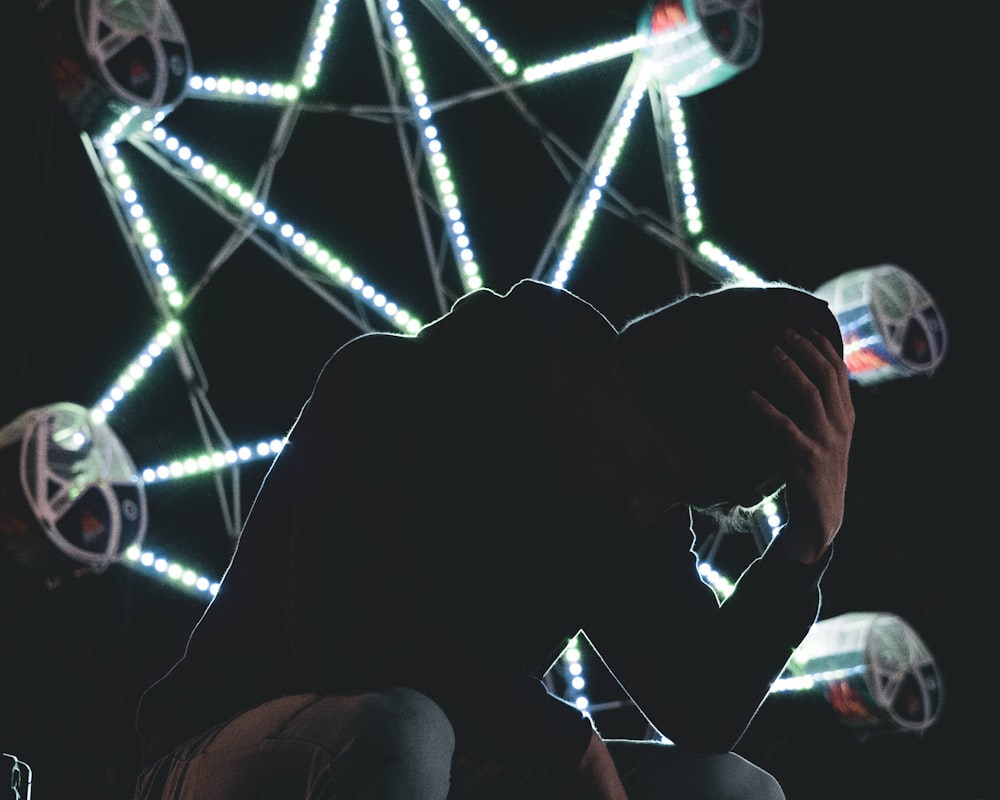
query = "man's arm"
(582, 325, 854, 752)
(560, 730, 629, 800)
(751, 326, 855, 565)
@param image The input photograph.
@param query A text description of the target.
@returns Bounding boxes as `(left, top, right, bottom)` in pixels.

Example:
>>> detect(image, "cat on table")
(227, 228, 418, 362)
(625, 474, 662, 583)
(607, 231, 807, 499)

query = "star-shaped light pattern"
(75, 0, 779, 603)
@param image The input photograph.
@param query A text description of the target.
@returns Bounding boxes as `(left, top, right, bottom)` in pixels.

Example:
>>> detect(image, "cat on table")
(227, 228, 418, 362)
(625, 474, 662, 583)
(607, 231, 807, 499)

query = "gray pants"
(133, 689, 784, 800)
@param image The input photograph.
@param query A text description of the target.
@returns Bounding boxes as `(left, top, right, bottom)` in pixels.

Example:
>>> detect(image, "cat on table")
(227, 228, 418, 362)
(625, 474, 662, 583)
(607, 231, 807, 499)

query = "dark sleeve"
(581, 506, 828, 753)
(280, 332, 594, 767)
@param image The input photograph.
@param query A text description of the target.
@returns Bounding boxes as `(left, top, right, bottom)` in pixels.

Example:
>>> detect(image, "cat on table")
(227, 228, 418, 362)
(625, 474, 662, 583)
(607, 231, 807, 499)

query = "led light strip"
(760, 497, 784, 539)
(696, 240, 765, 285)
(662, 93, 704, 236)
(91, 321, 182, 425)
(123, 545, 221, 598)
(548, 64, 651, 289)
(98, 141, 187, 310)
(659, 98, 768, 285)
(700, 497, 785, 602)
(145, 125, 423, 333)
(139, 437, 287, 484)
(185, 0, 343, 100)
(85, 139, 190, 423)
(434, 0, 517, 76)
(697, 560, 736, 600)
(381, 0, 483, 294)
(102, 105, 160, 144)
(769, 665, 866, 694)
(298, 0, 343, 90)
(523, 34, 648, 83)
(561, 637, 590, 711)
(186, 75, 301, 103)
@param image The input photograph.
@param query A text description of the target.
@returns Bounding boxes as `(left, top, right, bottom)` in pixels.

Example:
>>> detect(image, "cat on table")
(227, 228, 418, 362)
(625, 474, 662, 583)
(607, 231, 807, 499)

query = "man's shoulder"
(309, 331, 417, 402)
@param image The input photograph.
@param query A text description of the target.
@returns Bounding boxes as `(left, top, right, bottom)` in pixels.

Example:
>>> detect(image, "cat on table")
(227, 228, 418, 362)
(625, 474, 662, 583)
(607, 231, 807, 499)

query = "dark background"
(3, 1, 995, 798)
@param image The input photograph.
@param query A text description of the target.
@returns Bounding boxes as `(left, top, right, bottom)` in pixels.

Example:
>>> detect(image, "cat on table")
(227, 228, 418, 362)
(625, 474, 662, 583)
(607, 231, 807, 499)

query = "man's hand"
(559, 730, 629, 800)
(750, 326, 855, 565)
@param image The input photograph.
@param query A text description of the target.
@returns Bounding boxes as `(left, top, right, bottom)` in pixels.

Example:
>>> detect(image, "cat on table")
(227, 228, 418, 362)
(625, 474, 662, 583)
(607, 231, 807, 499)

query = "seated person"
(133, 278, 854, 800)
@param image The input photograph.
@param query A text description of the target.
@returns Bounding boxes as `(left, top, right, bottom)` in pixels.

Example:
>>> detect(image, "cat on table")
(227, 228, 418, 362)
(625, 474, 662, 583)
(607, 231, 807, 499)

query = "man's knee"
(292, 688, 454, 799)
(709, 752, 784, 800)
(351, 686, 455, 794)
(364, 687, 456, 758)
(607, 742, 785, 800)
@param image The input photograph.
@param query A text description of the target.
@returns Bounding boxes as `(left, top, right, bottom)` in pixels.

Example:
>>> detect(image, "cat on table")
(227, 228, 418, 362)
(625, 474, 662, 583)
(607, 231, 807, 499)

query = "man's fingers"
(778, 328, 853, 420)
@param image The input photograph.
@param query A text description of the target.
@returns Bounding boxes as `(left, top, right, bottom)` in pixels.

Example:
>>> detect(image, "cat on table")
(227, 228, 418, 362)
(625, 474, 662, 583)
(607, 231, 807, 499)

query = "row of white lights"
(186, 75, 300, 102)
(770, 664, 866, 694)
(524, 35, 648, 83)
(300, 0, 342, 89)
(697, 240, 765, 284)
(548, 64, 652, 289)
(382, 0, 483, 294)
(90, 321, 182, 425)
(97, 140, 186, 309)
(139, 437, 287, 484)
(664, 93, 704, 236)
(183, 0, 342, 101)
(562, 637, 590, 711)
(436, 0, 518, 76)
(124, 545, 221, 598)
(88, 130, 187, 423)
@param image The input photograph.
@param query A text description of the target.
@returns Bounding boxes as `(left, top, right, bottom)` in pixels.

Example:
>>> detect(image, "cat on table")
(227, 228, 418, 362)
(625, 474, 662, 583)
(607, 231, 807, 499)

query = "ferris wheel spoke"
(147, 5, 185, 46)
(41, 477, 75, 522)
(876, 669, 906, 705)
(881, 316, 908, 350)
(95, 28, 140, 62)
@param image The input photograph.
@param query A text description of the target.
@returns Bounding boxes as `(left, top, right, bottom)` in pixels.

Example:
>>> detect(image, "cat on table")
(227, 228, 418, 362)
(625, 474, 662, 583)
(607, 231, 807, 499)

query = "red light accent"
(843, 335, 891, 376)
(650, 0, 688, 34)
(826, 680, 876, 724)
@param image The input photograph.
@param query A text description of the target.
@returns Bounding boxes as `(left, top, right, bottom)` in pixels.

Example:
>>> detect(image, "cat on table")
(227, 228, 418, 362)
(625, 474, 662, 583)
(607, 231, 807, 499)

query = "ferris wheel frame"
(64, 0, 776, 595)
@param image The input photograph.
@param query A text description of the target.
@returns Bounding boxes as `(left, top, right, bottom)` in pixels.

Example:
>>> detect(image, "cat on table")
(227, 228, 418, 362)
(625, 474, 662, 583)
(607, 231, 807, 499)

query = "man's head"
(616, 282, 844, 513)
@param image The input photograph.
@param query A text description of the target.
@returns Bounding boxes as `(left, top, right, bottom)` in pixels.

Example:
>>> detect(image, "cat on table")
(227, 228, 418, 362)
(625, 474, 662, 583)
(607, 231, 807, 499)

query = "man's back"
(135, 280, 619, 766)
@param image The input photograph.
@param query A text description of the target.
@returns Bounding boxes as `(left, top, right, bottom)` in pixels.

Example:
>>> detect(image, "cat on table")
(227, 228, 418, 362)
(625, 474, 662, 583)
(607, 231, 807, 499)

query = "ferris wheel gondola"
(39, 0, 192, 141)
(640, 0, 763, 97)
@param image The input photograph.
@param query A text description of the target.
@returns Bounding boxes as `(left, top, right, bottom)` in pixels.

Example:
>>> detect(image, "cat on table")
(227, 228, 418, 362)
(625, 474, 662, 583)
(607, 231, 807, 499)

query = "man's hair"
(616, 282, 844, 518)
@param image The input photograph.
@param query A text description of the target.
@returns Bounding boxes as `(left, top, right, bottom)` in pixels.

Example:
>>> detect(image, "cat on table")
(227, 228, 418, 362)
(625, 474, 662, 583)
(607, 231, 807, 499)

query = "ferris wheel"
(15, 0, 777, 588)
(5, 0, 946, 740)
